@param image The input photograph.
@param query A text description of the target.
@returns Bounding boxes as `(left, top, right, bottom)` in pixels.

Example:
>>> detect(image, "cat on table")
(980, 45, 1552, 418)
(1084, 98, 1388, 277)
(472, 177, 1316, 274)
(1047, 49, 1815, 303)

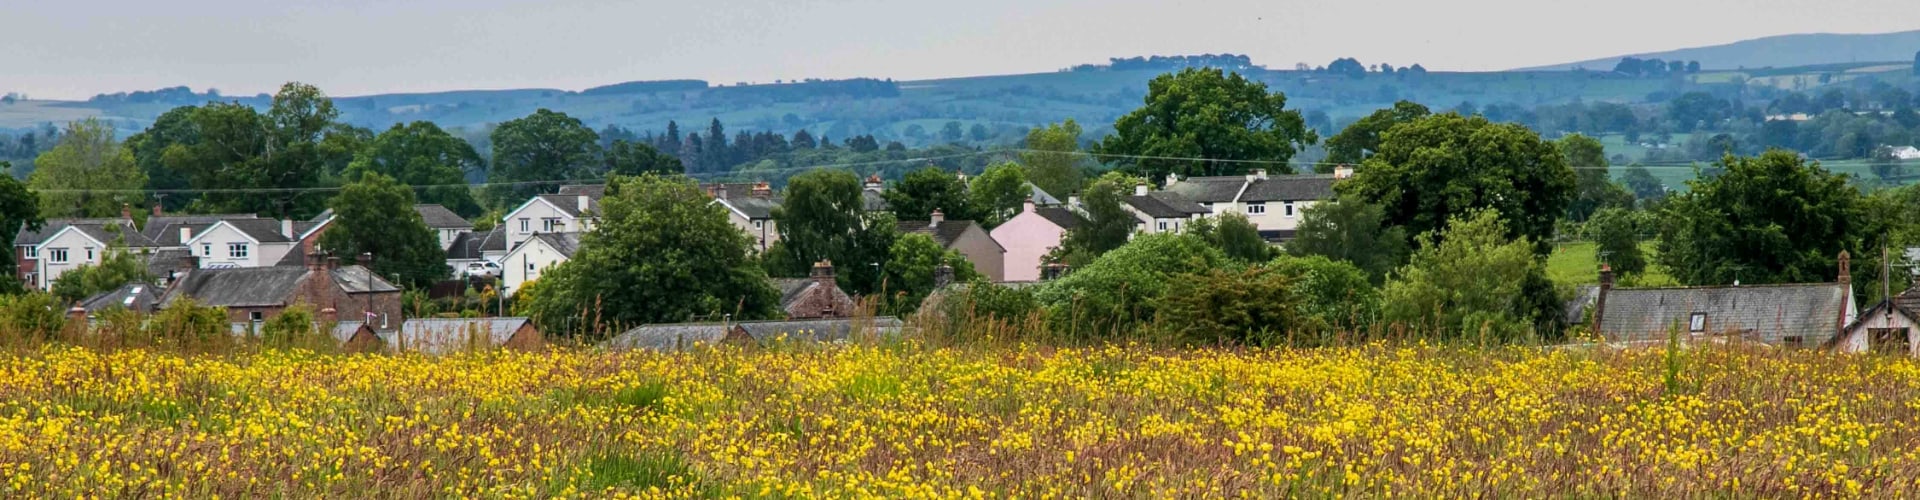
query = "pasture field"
(0, 342, 1915, 497)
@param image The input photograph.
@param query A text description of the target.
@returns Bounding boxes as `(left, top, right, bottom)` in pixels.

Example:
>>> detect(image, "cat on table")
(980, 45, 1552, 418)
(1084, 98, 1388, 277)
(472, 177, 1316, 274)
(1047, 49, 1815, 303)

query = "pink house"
(989, 199, 1079, 282)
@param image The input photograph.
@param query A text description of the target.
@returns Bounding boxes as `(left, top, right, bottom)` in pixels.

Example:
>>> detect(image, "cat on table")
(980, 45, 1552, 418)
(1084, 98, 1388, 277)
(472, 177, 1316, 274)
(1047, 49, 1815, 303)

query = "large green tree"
(968, 162, 1029, 228)
(1285, 198, 1409, 285)
(880, 233, 979, 314)
(1322, 100, 1430, 168)
(0, 162, 41, 294)
(346, 121, 483, 216)
(883, 166, 981, 222)
(1655, 151, 1867, 286)
(318, 173, 450, 289)
(604, 140, 682, 176)
(521, 174, 779, 337)
(1382, 209, 1559, 341)
(1186, 212, 1274, 263)
(28, 119, 146, 219)
(1020, 120, 1085, 199)
(769, 170, 896, 295)
(1585, 207, 1648, 278)
(152, 82, 364, 218)
(487, 109, 601, 206)
(1035, 233, 1228, 338)
(1560, 134, 1632, 222)
(124, 106, 200, 211)
(1339, 113, 1575, 255)
(1095, 68, 1316, 179)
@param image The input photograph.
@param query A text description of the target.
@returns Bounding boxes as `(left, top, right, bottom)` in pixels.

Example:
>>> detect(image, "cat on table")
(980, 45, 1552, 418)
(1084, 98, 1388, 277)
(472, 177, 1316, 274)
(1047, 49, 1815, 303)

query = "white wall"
(33, 230, 104, 290)
(723, 206, 779, 253)
(1836, 308, 1920, 356)
(186, 224, 293, 269)
(502, 238, 571, 296)
(502, 199, 591, 250)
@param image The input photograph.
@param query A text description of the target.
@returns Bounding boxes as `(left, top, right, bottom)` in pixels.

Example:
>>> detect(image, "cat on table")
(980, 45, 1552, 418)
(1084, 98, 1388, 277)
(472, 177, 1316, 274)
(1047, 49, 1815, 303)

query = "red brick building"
(156, 253, 403, 328)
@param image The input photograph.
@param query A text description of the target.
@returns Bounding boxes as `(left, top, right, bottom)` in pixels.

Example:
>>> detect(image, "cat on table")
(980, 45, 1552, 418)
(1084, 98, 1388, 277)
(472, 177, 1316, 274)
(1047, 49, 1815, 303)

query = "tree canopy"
(1382, 209, 1557, 341)
(1322, 100, 1430, 168)
(1655, 150, 1867, 286)
(0, 162, 41, 294)
(1560, 134, 1632, 222)
(318, 173, 450, 289)
(968, 162, 1028, 227)
(1285, 198, 1408, 285)
(1095, 68, 1316, 179)
(27, 119, 146, 219)
(346, 121, 483, 216)
(883, 167, 981, 223)
(488, 109, 600, 206)
(769, 170, 896, 295)
(1338, 113, 1575, 255)
(1049, 175, 1135, 268)
(1020, 120, 1085, 199)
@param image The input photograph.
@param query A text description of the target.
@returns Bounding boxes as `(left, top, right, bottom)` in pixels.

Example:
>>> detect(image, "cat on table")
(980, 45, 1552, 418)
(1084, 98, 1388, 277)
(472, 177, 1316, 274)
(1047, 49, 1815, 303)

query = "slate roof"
(897, 220, 984, 249)
(140, 214, 259, 245)
(144, 248, 191, 279)
(1165, 174, 1336, 203)
(79, 282, 162, 313)
(159, 266, 310, 308)
(331, 266, 402, 293)
(1123, 192, 1209, 219)
(384, 317, 533, 355)
(218, 219, 295, 243)
(557, 184, 607, 199)
(146, 222, 218, 247)
(446, 228, 508, 260)
(1033, 207, 1080, 230)
(1596, 283, 1853, 345)
(330, 321, 371, 344)
(414, 204, 473, 229)
(16, 218, 127, 246)
(1027, 184, 1063, 206)
(772, 277, 856, 317)
(1164, 177, 1247, 203)
(605, 317, 906, 352)
(526, 232, 582, 259)
(50, 222, 154, 248)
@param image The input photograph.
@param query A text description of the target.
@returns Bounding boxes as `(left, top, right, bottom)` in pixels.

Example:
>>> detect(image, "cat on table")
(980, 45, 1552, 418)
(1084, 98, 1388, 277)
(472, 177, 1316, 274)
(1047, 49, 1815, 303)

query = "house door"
(1869, 328, 1911, 355)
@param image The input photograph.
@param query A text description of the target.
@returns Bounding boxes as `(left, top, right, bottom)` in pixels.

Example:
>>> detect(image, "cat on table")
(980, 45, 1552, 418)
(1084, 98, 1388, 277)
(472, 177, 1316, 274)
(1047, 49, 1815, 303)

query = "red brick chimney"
(120, 204, 131, 221)
(1594, 264, 1613, 334)
(751, 181, 772, 198)
(1837, 250, 1851, 284)
(811, 260, 834, 287)
(151, 203, 163, 217)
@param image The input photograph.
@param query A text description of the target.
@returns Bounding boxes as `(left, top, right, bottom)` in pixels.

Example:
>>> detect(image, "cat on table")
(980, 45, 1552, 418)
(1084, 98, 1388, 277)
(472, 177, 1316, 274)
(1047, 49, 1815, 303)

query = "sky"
(4, 0, 1917, 100)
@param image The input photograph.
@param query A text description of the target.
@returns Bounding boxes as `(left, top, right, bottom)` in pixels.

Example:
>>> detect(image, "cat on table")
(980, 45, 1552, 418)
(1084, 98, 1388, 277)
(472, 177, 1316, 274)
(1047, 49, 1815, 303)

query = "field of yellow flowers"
(0, 342, 1916, 498)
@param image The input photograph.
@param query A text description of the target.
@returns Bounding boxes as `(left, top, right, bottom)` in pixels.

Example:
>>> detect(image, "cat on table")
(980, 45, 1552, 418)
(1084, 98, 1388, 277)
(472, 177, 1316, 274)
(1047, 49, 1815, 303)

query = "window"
(24, 247, 35, 259)
(47, 248, 68, 264)
(84, 247, 94, 261)
(542, 218, 563, 232)
(1246, 203, 1266, 215)
(1284, 202, 1296, 218)
(752, 220, 764, 229)
(1870, 328, 1910, 355)
(1157, 221, 1168, 231)
(518, 218, 530, 233)
(248, 311, 263, 322)
(1688, 313, 1707, 332)
(202, 243, 212, 256)
(228, 243, 249, 259)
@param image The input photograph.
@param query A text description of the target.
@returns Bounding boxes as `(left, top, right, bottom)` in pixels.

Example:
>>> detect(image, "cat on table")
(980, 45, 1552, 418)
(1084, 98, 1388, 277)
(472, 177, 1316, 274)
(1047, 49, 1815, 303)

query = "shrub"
(149, 298, 231, 349)
(0, 292, 66, 343)
(260, 304, 333, 351)
(1268, 254, 1382, 338)
(1035, 233, 1227, 339)
(1382, 210, 1559, 343)
(1158, 266, 1303, 346)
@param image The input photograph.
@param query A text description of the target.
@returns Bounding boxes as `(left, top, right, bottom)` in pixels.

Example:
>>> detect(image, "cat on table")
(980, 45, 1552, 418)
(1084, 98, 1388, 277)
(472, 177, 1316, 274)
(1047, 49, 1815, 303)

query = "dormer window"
(1688, 313, 1707, 332)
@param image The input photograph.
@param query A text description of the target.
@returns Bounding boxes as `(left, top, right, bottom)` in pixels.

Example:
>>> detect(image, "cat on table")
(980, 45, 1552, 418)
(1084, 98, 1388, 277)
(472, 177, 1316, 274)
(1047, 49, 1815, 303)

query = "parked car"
(461, 261, 501, 278)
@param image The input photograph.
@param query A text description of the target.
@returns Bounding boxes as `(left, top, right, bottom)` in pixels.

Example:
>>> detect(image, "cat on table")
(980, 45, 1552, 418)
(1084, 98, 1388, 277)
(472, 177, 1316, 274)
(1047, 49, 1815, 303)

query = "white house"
(1120, 183, 1210, 234)
(1830, 282, 1920, 356)
(31, 223, 135, 290)
(1889, 146, 1920, 161)
(414, 204, 474, 251)
(706, 182, 781, 253)
(1164, 169, 1342, 242)
(501, 194, 598, 251)
(502, 232, 580, 295)
(182, 219, 302, 269)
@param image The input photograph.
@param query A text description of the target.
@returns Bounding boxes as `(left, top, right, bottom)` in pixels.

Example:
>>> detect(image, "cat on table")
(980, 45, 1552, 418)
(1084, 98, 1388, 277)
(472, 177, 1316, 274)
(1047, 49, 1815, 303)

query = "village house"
(500, 191, 599, 250)
(182, 219, 308, 269)
(1830, 282, 1920, 356)
(1121, 182, 1210, 234)
(26, 219, 146, 290)
(500, 232, 580, 295)
(16, 217, 131, 288)
(898, 209, 1006, 282)
(444, 227, 508, 276)
(706, 182, 782, 253)
(1162, 168, 1346, 242)
(772, 260, 860, 319)
(384, 317, 544, 355)
(157, 253, 403, 328)
(990, 198, 1079, 282)
(411, 204, 474, 251)
(1588, 256, 1857, 348)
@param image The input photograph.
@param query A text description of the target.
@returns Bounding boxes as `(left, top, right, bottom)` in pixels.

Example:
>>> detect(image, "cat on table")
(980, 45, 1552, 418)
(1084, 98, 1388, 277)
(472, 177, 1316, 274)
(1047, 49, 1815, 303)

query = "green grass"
(1546, 241, 1676, 287)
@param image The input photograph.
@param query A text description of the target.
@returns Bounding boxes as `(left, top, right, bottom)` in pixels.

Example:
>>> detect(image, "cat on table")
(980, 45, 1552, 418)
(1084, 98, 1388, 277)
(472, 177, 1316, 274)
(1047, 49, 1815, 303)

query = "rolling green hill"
(1523, 30, 1920, 71)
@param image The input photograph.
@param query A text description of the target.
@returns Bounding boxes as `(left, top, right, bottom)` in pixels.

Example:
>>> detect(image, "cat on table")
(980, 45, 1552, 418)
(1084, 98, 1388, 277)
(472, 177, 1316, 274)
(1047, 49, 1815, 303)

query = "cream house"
(501, 194, 598, 250)
(183, 219, 302, 269)
(414, 204, 474, 251)
(1120, 183, 1209, 234)
(501, 232, 580, 295)
(706, 182, 782, 253)
(1830, 282, 1920, 356)
(31, 223, 136, 290)
(1164, 169, 1342, 242)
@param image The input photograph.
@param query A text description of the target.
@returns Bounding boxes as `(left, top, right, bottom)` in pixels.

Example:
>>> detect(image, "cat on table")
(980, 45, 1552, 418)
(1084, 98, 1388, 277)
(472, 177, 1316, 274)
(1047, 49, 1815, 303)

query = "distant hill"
(1522, 30, 1920, 71)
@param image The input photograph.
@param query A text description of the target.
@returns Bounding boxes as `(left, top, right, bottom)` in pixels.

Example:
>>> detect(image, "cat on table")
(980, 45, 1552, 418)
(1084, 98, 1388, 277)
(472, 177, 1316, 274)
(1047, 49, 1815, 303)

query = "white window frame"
(228, 243, 249, 259)
(24, 247, 35, 259)
(85, 247, 95, 261)
(1284, 201, 1296, 218)
(1157, 221, 1168, 231)
(1688, 313, 1707, 332)
(1246, 203, 1266, 215)
(47, 248, 68, 264)
(518, 218, 530, 234)
(249, 311, 264, 323)
(542, 218, 563, 232)
(752, 220, 764, 229)
(202, 243, 212, 256)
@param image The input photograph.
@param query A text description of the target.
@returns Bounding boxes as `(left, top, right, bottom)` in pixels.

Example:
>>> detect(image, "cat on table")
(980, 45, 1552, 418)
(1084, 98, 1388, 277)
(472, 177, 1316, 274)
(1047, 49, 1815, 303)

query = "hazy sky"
(5, 0, 1916, 100)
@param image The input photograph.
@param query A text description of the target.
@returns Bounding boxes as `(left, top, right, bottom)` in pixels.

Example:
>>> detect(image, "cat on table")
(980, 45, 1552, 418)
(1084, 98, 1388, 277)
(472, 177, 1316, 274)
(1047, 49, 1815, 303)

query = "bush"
(1268, 254, 1382, 338)
(1035, 233, 1227, 339)
(1381, 210, 1557, 343)
(1158, 266, 1303, 346)
(260, 304, 333, 351)
(1188, 213, 1276, 263)
(149, 298, 231, 349)
(0, 292, 66, 342)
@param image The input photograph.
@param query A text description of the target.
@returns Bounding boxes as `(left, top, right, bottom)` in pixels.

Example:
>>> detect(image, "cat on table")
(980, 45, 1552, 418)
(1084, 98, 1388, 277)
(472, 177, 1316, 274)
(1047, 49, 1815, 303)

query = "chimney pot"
(179, 227, 192, 245)
(929, 209, 944, 225)
(1165, 173, 1179, 186)
(281, 219, 294, 240)
(810, 260, 834, 283)
(1255, 168, 1268, 180)
(577, 195, 590, 214)
(1134, 182, 1148, 197)
(1022, 196, 1035, 214)
(320, 307, 338, 324)
(121, 203, 131, 221)
(151, 203, 162, 217)
(326, 256, 340, 271)
(1838, 250, 1852, 284)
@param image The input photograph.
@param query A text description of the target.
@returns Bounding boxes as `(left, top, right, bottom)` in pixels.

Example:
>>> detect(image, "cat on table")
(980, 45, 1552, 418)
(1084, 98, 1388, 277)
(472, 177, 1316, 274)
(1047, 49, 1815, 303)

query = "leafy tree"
(1339, 113, 1575, 255)
(1159, 266, 1304, 346)
(1049, 176, 1134, 267)
(1095, 68, 1316, 179)
(605, 140, 683, 176)
(968, 162, 1028, 227)
(791, 129, 816, 149)
(1381, 209, 1556, 341)
(0, 292, 65, 341)
(124, 106, 199, 211)
(346, 121, 483, 216)
(1621, 164, 1666, 202)
(1666, 92, 1730, 132)
(941, 121, 964, 143)
(487, 109, 601, 206)
(152, 83, 363, 218)
(968, 123, 991, 142)
(0, 163, 40, 295)
(1585, 207, 1648, 277)
(1323, 100, 1430, 168)
(318, 173, 449, 289)
(50, 246, 149, 303)
(1656, 151, 1866, 285)
(769, 170, 896, 295)
(1268, 254, 1381, 337)
(1021, 120, 1085, 198)
(883, 166, 981, 222)
(1286, 198, 1408, 285)
(1186, 212, 1273, 263)
(522, 174, 779, 337)
(880, 233, 979, 314)
(28, 119, 146, 219)
(1035, 233, 1228, 338)
(1561, 134, 1632, 221)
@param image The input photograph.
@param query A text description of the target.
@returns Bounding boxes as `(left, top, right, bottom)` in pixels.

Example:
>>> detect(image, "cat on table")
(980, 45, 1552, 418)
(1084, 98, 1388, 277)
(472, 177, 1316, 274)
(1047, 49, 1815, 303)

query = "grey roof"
(220, 219, 295, 243)
(140, 214, 259, 244)
(526, 232, 583, 259)
(1123, 192, 1209, 219)
(446, 228, 508, 260)
(897, 219, 985, 249)
(558, 184, 607, 199)
(605, 317, 905, 352)
(1564, 285, 1602, 325)
(773, 277, 855, 316)
(1165, 174, 1336, 203)
(414, 204, 473, 229)
(1033, 207, 1080, 229)
(1027, 184, 1063, 206)
(536, 194, 601, 217)
(330, 265, 402, 293)
(16, 218, 127, 246)
(385, 317, 533, 355)
(143, 248, 191, 279)
(330, 321, 371, 343)
(159, 266, 310, 308)
(62, 222, 155, 247)
(1596, 283, 1852, 345)
(79, 282, 162, 313)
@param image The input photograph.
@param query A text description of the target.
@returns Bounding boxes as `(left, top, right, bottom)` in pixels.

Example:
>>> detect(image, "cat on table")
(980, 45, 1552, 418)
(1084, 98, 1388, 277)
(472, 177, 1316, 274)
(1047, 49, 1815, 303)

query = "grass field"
(1547, 241, 1676, 287)
(0, 343, 1915, 497)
